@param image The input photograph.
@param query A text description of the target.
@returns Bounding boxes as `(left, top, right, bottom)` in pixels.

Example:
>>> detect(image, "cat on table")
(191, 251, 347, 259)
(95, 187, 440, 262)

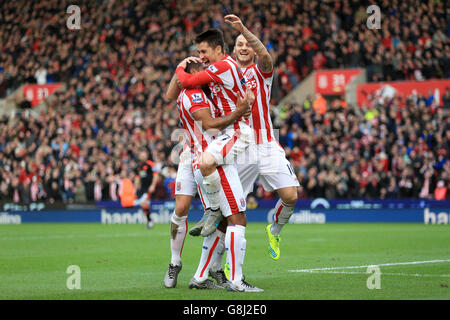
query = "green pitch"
(0, 222, 449, 300)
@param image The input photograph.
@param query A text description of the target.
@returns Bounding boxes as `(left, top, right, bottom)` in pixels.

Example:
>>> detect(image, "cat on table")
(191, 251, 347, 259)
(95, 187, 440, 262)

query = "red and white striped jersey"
(241, 64, 275, 145)
(177, 88, 216, 168)
(204, 55, 250, 134)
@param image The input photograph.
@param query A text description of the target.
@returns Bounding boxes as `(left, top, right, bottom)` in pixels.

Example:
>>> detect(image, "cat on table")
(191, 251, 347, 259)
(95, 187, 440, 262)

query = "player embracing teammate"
(163, 14, 299, 292)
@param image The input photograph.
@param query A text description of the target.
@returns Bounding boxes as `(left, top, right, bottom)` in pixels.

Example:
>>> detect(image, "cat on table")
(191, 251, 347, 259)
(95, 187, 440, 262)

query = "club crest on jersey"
(244, 72, 254, 80)
(176, 182, 181, 191)
(240, 198, 246, 207)
(240, 77, 246, 85)
(208, 65, 218, 73)
(191, 93, 203, 103)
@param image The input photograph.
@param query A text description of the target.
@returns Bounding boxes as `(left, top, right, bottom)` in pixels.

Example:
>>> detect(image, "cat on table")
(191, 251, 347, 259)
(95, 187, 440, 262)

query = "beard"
(236, 53, 254, 65)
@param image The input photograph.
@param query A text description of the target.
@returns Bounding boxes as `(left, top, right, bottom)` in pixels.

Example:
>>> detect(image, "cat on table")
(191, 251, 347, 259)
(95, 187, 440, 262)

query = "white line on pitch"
(294, 270, 450, 278)
(288, 259, 450, 273)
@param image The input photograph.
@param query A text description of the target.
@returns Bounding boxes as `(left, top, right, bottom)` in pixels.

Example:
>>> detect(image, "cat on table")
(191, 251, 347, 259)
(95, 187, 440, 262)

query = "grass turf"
(0, 222, 449, 300)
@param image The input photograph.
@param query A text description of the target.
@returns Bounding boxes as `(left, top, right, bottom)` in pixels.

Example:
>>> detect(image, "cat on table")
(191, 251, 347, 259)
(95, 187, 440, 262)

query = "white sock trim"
(171, 213, 187, 225)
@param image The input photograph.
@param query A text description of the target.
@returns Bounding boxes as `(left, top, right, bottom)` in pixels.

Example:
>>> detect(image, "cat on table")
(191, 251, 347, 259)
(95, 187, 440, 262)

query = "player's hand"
(245, 88, 255, 107)
(236, 95, 251, 117)
(224, 14, 245, 32)
(236, 89, 254, 118)
(177, 56, 202, 69)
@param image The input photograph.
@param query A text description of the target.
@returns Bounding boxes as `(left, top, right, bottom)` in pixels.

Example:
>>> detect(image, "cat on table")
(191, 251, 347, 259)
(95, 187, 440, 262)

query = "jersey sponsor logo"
(191, 93, 203, 103)
(208, 65, 218, 73)
(240, 77, 246, 85)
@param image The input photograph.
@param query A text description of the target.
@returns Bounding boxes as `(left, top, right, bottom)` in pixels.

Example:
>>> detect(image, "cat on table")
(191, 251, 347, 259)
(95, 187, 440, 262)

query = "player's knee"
(199, 152, 217, 176)
(174, 196, 192, 216)
(175, 204, 189, 216)
(226, 212, 246, 226)
(280, 187, 298, 206)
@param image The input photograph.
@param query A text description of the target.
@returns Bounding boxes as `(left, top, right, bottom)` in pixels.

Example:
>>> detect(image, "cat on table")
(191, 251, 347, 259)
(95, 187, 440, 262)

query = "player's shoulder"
(184, 87, 204, 96)
(183, 88, 207, 105)
(207, 55, 239, 74)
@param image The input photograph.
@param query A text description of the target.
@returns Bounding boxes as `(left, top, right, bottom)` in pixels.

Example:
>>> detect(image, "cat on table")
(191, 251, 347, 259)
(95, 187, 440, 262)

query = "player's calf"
(169, 212, 188, 266)
(271, 186, 298, 235)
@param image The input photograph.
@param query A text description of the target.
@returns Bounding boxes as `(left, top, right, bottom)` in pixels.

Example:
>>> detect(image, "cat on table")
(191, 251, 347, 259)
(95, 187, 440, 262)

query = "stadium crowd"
(0, 0, 449, 203)
(279, 91, 450, 200)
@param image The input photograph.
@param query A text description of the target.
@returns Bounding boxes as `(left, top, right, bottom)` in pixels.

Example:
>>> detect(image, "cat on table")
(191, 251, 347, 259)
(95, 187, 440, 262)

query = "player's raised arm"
(224, 14, 273, 73)
(192, 89, 254, 131)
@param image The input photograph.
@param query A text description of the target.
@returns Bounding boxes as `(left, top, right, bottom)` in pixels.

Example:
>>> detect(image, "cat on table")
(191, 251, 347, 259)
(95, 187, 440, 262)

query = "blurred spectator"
(434, 180, 447, 200)
(443, 88, 450, 111)
(74, 179, 87, 203)
(0, 73, 7, 98)
(34, 65, 47, 85)
(47, 181, 62, 204)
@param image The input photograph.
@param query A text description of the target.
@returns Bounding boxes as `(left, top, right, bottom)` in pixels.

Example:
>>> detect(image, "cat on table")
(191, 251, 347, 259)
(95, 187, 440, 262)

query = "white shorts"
(236, 141, 300, 197)
(193, 165, 246, 217)
(206, 123, 253, 166)
(174, 150, 210, 209)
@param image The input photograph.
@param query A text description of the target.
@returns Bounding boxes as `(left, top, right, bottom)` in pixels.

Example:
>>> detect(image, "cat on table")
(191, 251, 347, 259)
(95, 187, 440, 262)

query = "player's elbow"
(202, 122, 214, 131)
(260, 54, 273, 72)
(201, 121, 223, 133)
(179, 79, 192, 88)
(175, 73, 190, 88)
(166, 90, 177, 101)
(206, 122, 226, 131)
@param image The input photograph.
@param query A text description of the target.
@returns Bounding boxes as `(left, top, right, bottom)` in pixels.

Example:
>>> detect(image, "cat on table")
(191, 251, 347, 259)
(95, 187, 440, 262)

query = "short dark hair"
(185, 61, 204, 74)
(195, 28, 226, 53)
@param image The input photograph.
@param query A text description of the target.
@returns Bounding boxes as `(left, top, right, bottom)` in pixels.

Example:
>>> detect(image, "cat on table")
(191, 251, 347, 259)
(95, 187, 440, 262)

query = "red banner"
(315, 69, 362, 95)
(23, 84, 62, 107)
(356, 80, 450, 107)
